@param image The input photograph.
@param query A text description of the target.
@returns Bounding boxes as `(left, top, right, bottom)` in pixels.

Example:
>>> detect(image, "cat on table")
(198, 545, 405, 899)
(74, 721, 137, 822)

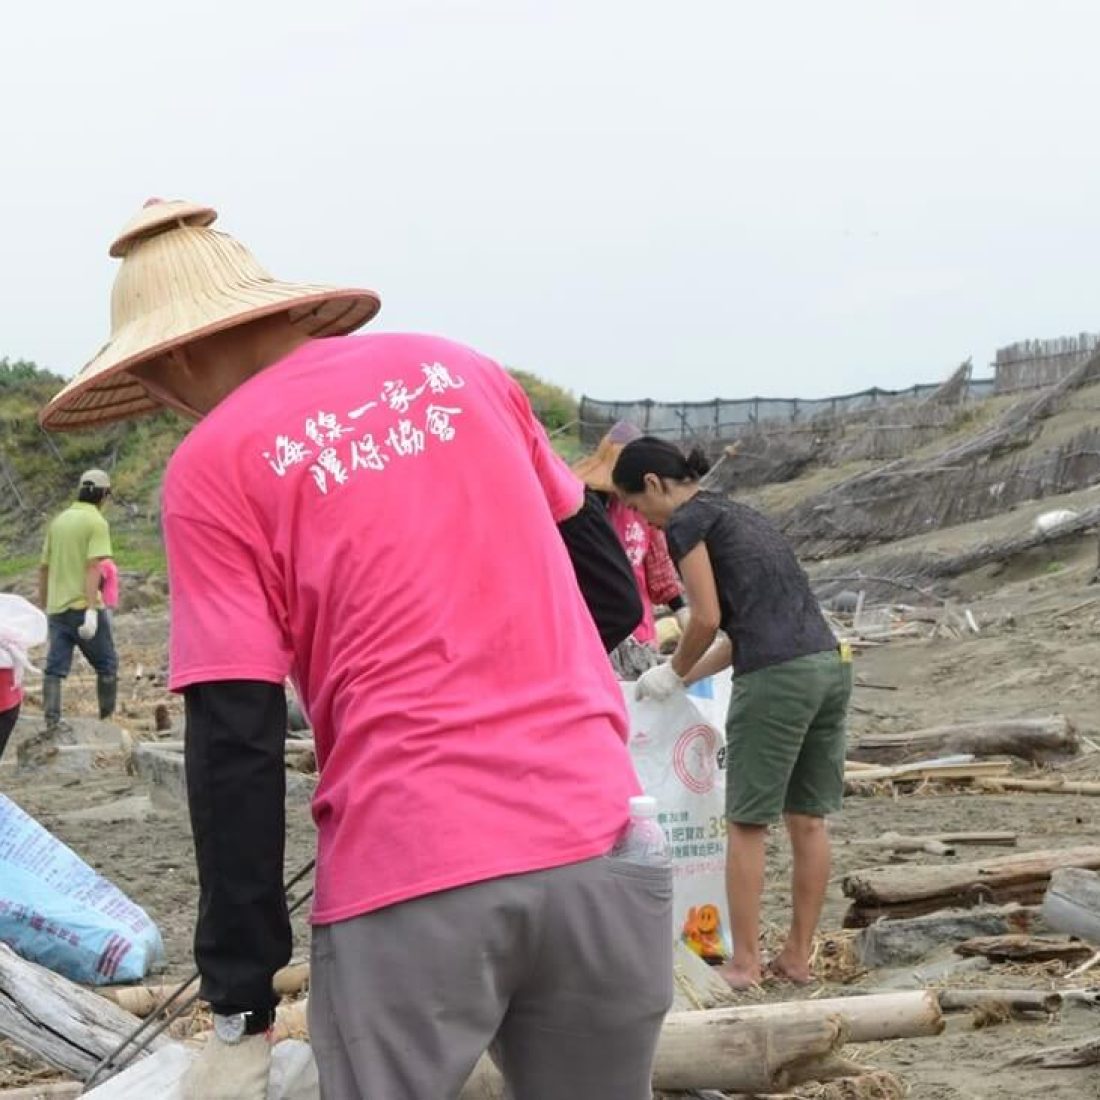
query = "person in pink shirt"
(574, 421, 685, 646)
(41, 199, 670, 1100)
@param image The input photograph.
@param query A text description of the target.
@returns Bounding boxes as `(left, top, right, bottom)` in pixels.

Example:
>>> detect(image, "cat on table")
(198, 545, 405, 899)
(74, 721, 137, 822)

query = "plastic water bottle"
(610, 795, 671, 867)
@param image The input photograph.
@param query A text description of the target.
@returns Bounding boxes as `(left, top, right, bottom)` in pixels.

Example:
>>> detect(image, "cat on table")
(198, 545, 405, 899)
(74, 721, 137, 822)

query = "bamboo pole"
(103, 962, 311, 1018)
(845, 758, 1012, 784)
(976, 777, 1100, 796)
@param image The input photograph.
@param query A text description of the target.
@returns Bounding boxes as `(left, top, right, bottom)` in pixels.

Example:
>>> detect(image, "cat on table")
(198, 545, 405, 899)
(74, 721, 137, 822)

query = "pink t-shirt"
(607, 499, 681, 645)
(0, 669, 20, 713)
(164, 334, 639, 924)
(609, 499, 658, 644)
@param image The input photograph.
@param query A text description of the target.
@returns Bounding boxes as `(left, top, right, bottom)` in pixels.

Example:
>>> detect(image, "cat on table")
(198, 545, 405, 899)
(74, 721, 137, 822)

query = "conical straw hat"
(40, 198, 381, 431)
(572, 421, 642, 492)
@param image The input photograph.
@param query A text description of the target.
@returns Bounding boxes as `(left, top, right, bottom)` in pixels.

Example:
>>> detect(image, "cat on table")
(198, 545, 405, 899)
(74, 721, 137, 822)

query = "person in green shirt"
(39, 470, 119, 729)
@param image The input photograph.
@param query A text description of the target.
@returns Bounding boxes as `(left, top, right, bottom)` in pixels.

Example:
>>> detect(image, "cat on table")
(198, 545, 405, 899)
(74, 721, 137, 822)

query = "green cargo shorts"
(725, 648, 852, 824)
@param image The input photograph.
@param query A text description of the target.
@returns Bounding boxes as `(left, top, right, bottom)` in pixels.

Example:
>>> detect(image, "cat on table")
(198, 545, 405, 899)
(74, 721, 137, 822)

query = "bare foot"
(717, 962, 762, 991)
(765, 954, 814, 986)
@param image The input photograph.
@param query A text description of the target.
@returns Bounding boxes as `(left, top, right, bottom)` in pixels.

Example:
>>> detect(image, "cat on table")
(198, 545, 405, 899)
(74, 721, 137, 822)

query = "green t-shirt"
(41, 503, 113, 614)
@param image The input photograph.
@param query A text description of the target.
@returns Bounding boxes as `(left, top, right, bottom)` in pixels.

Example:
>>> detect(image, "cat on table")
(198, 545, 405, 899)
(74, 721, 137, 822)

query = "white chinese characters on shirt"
(263, 362, 465, 494)
(622, 519, 647, 568)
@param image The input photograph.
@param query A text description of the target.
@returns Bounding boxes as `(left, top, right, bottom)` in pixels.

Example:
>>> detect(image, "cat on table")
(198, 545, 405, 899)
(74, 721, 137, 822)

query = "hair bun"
(685, 446, 711, 478)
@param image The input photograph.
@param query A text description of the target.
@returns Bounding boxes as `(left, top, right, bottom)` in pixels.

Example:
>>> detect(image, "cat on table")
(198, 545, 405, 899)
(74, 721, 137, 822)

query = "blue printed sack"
(0, 794, 164, 985)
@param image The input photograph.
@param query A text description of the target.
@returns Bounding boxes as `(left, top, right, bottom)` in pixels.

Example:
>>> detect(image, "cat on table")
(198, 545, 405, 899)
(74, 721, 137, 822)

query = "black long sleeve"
(184, 680, 291, 1016)
(559, 490, 643, 652)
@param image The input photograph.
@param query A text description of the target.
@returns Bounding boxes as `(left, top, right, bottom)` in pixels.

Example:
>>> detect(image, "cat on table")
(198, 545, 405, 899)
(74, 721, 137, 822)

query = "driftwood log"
(463, 993, 942, 1096)
(927, 501, 1100, 581)
(0, 944, 166, 1079)
(953, 934, 1095, 965)
(849, 717, 1079, 766)
(843, 846, 1100, 926)
(938, 989, 1062, 1016)
(461, 1017, 856, 1097)
(255, 993, 944, 1097)
(1006, 1035, 1100, 1069)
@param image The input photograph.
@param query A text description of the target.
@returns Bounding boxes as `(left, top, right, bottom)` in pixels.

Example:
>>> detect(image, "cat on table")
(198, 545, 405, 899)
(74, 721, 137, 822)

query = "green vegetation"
(0, 554, 41, 584)
(0, 359, 583, 586)
(0, 358, 185, 582)
(507, 368, 582, 462)
(507, 369, 578, 433)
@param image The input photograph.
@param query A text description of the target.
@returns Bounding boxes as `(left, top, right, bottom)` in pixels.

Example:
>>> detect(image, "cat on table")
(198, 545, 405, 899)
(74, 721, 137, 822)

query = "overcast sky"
(4, 1, 1100, 402)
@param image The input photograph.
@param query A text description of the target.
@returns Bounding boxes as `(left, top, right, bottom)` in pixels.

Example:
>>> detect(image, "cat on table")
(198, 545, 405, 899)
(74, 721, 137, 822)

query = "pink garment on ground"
(0, 669, 20, 712)
(164, 334, 639, 925)
(99, 559, 119, 609)
(607, 498, 681, 644)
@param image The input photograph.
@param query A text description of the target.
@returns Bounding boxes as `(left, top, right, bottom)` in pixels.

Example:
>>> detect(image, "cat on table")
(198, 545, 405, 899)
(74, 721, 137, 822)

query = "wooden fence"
(995, 333, 1100, 394)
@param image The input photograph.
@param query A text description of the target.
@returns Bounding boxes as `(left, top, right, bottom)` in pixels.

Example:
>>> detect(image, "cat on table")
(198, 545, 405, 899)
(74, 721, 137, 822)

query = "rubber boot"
(43, 675, 63, 731)
(97, 675, 118, 721)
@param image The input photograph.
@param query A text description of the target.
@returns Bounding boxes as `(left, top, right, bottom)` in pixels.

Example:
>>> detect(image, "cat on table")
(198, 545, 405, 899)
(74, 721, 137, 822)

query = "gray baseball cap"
(80, 469, 111, 491)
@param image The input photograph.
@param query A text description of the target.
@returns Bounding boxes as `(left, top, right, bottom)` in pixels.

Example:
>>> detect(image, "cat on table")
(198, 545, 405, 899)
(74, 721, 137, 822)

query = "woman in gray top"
(613, 437, 851, 991)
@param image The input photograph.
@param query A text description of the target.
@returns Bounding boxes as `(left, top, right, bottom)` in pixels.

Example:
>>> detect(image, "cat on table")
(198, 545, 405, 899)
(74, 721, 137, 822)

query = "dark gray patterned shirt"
(666, 491, 836, 675)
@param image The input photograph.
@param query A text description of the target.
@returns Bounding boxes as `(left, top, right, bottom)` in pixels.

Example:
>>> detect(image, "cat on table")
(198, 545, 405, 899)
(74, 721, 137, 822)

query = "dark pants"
(0, 704, 19, 761)
(45, 610, 118, 678)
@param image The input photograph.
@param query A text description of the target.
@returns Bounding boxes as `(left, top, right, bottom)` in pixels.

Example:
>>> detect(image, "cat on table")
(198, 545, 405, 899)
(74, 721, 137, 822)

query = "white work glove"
(182, 1033, 272, 1100)
(635, 662, 685, 702)
(78, 609, 99, 641)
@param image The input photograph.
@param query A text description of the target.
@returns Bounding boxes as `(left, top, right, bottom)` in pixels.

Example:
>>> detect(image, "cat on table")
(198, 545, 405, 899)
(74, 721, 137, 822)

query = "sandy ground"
(3, 536, 1100, 1097)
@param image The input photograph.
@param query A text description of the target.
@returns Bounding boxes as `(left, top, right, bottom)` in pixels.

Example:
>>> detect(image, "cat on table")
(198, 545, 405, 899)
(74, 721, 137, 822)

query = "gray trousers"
(309, 855, 673, 1099)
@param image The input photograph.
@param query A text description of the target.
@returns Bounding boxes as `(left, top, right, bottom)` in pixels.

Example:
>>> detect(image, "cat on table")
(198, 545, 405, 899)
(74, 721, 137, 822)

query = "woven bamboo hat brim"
(40, 198, 381, 431)
(572, 421, 642, 493)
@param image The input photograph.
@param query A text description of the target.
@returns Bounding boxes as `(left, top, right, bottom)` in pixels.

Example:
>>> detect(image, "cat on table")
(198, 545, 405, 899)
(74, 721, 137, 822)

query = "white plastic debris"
(1034, 508, 1079, 535)
(83, 1039, 319, 1099)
